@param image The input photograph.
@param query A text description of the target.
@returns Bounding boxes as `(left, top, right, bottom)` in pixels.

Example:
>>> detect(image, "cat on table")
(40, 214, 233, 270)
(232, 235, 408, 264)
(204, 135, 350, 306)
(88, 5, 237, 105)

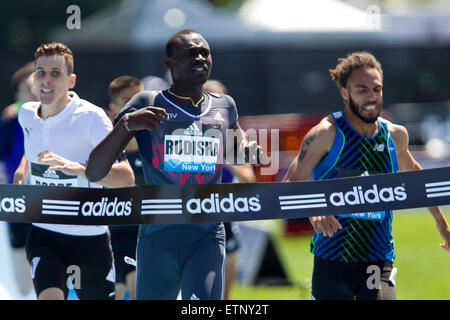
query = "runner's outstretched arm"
(390, 123, 450, 252)
(283, 116, 342, 237)
(86, 106, 168, 182)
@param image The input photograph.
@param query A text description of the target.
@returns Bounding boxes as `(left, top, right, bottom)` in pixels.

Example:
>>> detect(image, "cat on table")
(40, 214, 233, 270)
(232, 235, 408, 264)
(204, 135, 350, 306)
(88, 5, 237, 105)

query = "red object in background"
(239, 113, 325, 236)
(239, 113, 325, 182)
(283, 218, 315, 237)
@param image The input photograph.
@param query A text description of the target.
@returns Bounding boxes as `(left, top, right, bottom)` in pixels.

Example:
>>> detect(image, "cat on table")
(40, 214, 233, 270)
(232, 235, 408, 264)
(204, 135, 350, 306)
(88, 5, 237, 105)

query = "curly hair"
(329, 51, 383, 89)
(35, 42, 74, 75)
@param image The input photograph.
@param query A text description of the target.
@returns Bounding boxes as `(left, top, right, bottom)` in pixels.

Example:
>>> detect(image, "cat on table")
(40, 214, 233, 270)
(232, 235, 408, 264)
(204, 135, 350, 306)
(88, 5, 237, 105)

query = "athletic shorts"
(311, 256, 397, 300)
(7, 222, 32, 248)
(25, 225, 116, 300)
(224, 222, 241, 254)
(109, 225, 138, 283)
(136, 223, 225, 300)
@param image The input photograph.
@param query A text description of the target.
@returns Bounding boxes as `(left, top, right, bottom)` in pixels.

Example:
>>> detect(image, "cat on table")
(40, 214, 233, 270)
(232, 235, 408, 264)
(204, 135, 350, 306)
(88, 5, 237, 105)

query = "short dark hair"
(329, 51, 383, 89)
(35, 42, 74, 75)
(108, 75, 142, 103)
(165, 29, 199, 57)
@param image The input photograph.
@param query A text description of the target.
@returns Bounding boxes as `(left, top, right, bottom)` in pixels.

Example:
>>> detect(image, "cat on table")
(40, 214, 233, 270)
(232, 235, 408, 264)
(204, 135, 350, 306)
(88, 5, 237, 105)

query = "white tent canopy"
(51, 0, 450, 50)
(238, 0, 379, 32)
(51, 0, 259, 50)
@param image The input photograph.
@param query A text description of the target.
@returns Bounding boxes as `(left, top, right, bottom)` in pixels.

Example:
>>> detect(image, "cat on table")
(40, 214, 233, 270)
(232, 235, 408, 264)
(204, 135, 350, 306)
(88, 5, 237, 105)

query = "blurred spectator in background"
(106, 75, 144, 299)
(141, 70, 171, 92)
(203, 79, 257, 300)
(0, 61, 37, 297)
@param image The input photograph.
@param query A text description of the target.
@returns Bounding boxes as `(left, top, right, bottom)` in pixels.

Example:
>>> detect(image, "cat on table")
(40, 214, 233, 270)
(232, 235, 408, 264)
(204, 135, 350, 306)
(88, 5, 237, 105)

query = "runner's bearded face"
(34, 55, 74, 107)
(170, 33, 212, 86)
(346, 67, 383, 123)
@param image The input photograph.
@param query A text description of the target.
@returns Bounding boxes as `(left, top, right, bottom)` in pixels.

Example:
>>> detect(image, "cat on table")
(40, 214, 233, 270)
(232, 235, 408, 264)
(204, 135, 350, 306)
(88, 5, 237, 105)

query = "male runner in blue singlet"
(86, 29, 261, 300)
(284, 52, 450, 300)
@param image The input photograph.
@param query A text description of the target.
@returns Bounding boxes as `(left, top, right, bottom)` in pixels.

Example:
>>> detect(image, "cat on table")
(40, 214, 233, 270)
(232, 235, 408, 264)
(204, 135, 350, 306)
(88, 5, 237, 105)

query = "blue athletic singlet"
(311, 111, 399, 263)
(117, 89, 237, 232)
(117, 89, 236, 299)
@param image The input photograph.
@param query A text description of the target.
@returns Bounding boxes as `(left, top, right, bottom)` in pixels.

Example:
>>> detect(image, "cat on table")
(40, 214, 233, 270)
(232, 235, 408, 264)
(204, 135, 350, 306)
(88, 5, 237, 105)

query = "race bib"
(164, 135, 220, 173)
(30, 162, 79, 187)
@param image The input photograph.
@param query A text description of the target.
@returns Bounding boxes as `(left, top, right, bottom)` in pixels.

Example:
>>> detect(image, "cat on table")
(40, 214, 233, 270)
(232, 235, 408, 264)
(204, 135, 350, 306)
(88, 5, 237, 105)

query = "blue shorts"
(135, 223, 225, 300)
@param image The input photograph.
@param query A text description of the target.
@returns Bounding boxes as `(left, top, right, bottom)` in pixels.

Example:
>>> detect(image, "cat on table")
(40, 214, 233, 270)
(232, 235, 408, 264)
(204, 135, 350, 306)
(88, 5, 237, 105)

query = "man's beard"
(348, 94, 382, 123)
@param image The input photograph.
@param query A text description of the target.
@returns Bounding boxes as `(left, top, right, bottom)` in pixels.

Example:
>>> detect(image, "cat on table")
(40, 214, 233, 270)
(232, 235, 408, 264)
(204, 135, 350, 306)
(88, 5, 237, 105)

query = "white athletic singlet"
(18, 91, 112, 236)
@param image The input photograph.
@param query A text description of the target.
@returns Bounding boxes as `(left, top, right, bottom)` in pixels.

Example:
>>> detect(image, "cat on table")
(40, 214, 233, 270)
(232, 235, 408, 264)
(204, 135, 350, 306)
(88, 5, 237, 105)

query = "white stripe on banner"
(426, 186, 450, 193)
(281, 203, 328, 210)
(427, 192, 450, 198)
(141, 210, 183, 215)
(41, 199, 80, 216)
(280, 198, 327, 205)
(425, 181, 450, 198)
(279, 194, 325, 200)
(42, 199, 80, 205)
(142, 199, 182, 204)
(425, 181, 450, 188)
(42, 205, 79, 211)
(141, 199, 183, 215)
(279, 193, 327, 210)
(42, 210, 79, 216)
(141, 205, 182, 209)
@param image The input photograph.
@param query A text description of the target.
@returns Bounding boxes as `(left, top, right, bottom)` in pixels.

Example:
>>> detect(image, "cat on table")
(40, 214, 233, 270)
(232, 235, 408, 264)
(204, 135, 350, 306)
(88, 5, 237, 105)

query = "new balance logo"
(373, 143, 385, 152)
(184, 123, 202, 136)
(214, 112, 224, 122)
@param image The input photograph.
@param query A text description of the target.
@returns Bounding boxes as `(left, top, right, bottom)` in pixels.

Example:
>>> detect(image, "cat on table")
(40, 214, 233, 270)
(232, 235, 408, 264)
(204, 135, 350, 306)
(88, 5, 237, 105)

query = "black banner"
(0, 167, 449, 225)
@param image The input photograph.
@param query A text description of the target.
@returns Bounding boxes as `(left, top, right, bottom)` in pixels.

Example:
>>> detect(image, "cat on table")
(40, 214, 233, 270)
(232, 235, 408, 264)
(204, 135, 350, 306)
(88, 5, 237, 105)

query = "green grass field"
(230, 208, 450, 300)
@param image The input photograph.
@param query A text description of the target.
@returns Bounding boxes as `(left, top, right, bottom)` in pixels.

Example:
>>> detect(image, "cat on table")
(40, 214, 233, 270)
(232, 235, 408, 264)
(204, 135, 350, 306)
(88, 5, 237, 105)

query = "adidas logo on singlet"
(214, 112, 224, 122)
(190, 293, 200, 300)
(184, 123, 202, 136)
(43, 167, 60, 179)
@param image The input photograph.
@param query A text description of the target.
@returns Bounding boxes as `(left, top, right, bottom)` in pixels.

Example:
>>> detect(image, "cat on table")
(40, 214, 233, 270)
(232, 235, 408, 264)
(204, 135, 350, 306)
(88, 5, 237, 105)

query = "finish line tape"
(0, 167, 449, 225)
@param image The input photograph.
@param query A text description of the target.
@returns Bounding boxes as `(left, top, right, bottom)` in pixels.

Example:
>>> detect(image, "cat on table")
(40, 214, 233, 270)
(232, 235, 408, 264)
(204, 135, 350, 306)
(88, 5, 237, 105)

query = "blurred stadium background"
(0, 0, 449, 300)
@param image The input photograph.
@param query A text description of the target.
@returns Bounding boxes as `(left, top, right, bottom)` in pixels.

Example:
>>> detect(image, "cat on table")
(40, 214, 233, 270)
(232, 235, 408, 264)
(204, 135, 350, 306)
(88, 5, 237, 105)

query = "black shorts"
(224, 222, 241, 254)
(109, 225, 139, 284)
(25, 226, 115, 300)
(312, 256, 397, 300)
(7, 222, 32, 248)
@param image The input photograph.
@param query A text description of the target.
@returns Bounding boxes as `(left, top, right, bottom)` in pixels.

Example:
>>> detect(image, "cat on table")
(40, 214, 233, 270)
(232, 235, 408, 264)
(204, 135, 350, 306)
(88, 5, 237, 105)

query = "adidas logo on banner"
(184, 123, 202, 136)
(141, 199, 182, 215)
(279, 193, 327, 211)
(425, 180, 450, 199)
(214, 112, 224, 122)
(42, 199, 80, 216)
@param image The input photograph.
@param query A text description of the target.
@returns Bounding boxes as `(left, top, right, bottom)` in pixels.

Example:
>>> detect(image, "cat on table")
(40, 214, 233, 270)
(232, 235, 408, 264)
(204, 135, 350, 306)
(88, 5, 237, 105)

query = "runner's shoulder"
(18, 101, 39, 122)
(314, 114, 336, 138)
(205, 92, 236, 108)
